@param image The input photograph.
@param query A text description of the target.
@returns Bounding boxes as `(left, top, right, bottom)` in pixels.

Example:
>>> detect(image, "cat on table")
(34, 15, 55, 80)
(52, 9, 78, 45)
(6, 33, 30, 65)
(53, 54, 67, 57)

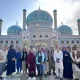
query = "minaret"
(77, 19, 80, 35)
(23, 9, 26, 30)
(53, 9, 57, 30)
(0, 19, 3, 35)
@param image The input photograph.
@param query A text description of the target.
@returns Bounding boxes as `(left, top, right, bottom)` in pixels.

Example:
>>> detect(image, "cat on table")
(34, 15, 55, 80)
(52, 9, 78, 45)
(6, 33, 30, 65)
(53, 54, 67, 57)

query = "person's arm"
(0, 51, 3, 60)
(70, 52, 75, 61)
(42, 52, 45, 63)
(54, 52, 56, 62)
(61, 51, 63, 61)
(76, 51, 80, 62)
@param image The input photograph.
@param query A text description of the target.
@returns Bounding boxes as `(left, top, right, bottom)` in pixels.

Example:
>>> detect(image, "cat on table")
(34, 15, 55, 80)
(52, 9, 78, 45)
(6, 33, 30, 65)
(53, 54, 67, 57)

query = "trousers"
(55, 61, 63, 78)
(0, 62, 6, 75)
(72, 64, 80, 79)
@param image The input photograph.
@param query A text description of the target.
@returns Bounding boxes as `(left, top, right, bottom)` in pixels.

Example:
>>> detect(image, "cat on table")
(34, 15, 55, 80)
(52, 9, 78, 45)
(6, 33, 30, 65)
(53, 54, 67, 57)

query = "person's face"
(18, 48, 20, 51)
(12, 45, 14, 49)
(63, 47, 66, 51)
(38, 47, 41, 52)
(55, 45, 59, 50)
(73, 47, 77, 50)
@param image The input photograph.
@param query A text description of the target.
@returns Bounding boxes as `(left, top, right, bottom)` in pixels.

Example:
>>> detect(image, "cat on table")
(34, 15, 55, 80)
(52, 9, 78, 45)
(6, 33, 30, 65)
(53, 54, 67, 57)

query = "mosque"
(0, 7, 80, 49)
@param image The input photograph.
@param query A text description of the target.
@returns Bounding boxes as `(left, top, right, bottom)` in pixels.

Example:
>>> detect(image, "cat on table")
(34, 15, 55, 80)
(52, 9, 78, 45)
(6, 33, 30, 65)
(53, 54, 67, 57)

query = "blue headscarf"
(10, 45, 13, 50)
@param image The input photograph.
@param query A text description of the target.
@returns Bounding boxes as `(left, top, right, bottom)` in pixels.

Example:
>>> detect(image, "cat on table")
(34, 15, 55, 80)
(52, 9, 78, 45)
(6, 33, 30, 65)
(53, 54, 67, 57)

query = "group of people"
(0, 44, 80, 80)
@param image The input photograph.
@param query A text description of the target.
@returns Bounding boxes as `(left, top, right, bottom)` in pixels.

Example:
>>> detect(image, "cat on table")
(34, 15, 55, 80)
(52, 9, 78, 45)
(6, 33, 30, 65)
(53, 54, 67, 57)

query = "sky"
(0, 0, 80, 35)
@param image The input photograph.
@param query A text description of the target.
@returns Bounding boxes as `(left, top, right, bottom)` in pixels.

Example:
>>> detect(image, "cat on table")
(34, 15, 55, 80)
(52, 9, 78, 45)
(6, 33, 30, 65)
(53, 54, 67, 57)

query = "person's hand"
(73, 61, 78, 64)
(56, 60, 60, 63)
(12, 58, 15, 61)
(28, 63, 30, 68)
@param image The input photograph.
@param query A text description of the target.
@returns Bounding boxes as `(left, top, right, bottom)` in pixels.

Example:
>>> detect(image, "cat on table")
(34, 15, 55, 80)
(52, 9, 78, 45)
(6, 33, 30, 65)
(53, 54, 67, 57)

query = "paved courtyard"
(2, 72, 70, 80)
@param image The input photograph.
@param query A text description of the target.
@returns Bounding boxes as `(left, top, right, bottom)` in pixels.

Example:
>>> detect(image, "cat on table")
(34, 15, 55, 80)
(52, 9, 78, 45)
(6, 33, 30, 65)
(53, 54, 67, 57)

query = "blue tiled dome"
(7, 25, 22, 35)
(57, 25, 73, 35)
(26, 9, 53, 25)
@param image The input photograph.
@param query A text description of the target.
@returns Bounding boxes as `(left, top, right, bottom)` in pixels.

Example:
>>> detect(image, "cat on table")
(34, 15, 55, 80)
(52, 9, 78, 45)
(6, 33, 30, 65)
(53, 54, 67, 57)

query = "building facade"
(0, 7, 80, 49)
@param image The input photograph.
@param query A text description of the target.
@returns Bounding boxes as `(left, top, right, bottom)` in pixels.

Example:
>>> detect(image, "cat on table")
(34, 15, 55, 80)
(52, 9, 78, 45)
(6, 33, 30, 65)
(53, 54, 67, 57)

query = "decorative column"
(23, 9, 26, 30)
(0, 19, 3, 35)
(77, 19, 80, 35)
(53, 9, 57, 30)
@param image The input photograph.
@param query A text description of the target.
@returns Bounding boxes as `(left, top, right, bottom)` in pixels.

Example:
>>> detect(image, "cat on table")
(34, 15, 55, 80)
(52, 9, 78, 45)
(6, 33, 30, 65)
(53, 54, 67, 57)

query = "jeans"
(36, 64, 43, 76)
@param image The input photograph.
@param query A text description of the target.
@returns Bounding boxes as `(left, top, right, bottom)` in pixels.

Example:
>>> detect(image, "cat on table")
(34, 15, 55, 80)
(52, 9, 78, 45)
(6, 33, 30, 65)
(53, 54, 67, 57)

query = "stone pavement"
(2, 72, 70, 80)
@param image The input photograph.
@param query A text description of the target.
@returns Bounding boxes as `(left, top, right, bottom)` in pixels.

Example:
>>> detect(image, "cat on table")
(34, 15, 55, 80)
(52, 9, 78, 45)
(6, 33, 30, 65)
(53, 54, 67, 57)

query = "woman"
(0, 45, 8, 79)
(62, 47, 73, 79)
(16, 48, 22, 74)
(6, 45, 16, 77)
(22, 48, 28, 74)
(27, 49, 36, 77)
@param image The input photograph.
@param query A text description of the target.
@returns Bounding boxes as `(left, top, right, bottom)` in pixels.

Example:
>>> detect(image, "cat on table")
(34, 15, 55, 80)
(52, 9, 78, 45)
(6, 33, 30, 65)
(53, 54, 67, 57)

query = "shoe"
(36, 74, 39, 77)
(60, 78, 63, 80)
(16, 72, 19, 74)
(47, 72, 51, 75)
(0, 76, 3, 79)
(55, 76, 59, 79)
(74, 78, 79, 80)
(44, 74, 47, 77)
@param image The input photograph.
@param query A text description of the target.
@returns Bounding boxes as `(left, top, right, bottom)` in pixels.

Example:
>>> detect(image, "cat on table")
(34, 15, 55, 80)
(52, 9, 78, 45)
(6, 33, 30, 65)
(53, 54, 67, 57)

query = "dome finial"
(61, 21, 63, 25)
(16, 21, 18, 25)
(39, 6, 40, 10)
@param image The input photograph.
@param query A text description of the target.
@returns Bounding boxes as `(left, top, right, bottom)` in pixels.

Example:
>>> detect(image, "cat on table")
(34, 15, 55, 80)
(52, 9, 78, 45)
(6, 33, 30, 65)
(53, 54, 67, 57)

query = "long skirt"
(0, 62, 6, 75)
(22, 61, 27, 71)
(6, 61, 15, 76)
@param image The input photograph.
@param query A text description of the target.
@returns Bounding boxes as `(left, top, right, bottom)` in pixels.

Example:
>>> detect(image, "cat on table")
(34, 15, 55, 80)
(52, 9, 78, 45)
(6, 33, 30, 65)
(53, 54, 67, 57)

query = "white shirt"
(54, 50, 63, 62)
(0, 50, 8, 63)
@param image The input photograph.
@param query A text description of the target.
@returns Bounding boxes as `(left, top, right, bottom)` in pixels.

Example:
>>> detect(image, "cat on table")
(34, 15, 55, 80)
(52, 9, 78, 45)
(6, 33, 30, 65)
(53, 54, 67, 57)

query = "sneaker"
(55, 76, 59, 79)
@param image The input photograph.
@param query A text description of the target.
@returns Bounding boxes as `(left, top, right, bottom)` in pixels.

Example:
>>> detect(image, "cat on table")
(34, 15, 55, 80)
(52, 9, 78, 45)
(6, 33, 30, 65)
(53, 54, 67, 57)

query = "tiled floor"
(2, 72, 69, 80)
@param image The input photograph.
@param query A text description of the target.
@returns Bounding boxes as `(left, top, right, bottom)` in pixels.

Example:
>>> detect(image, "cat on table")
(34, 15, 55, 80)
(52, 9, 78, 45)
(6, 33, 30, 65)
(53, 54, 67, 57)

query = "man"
(36, 46, 45, 80)
(54, 44, 63, 80)
(71, 45, 80, 80)
(48, 47, 55, 75)
(0, 45, 8, 79)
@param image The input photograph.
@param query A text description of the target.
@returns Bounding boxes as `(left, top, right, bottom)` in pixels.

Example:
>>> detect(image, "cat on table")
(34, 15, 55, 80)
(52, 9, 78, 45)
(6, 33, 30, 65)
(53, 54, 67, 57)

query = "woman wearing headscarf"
(62, 47, 73, 79)
(6, 45, 16, 77)
(27, 49, 36, 78)
(22, 48, 28, 74)
(16, 48, 22, 74)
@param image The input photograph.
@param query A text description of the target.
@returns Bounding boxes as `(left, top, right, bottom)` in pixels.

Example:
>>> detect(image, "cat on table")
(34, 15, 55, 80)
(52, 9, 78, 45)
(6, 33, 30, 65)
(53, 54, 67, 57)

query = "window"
(11, 41, 13, 44)
(33, 35, 36, 38)
(72, 40, 74, 44)
(61, 41, 64, 44)
(66, 41, 69, 44)
(77, 41, 79, 44)
(16, 40, 19, 44)
(45, 35, 48, 37)
(6, 41, 8, 44)
(39, 35, 42, 37)
(0, 41, 3, 44)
